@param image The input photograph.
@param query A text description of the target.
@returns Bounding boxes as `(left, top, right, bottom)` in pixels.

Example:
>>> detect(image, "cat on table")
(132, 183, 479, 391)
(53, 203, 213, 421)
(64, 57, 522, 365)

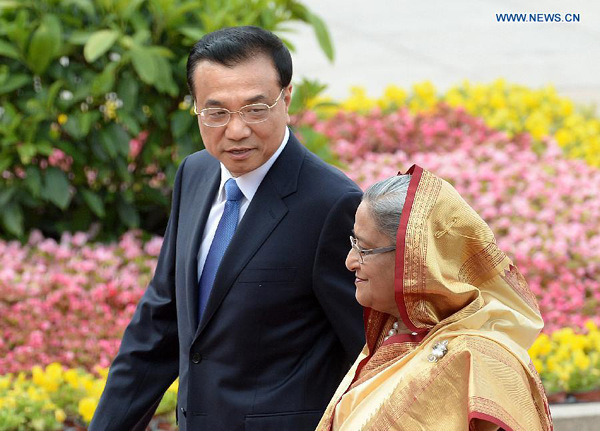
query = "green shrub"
(0, 0, 333, 240)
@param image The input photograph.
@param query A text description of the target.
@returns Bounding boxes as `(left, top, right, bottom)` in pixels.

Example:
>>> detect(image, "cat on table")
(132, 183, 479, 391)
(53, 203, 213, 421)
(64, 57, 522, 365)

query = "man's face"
(191, 55, 292, 177)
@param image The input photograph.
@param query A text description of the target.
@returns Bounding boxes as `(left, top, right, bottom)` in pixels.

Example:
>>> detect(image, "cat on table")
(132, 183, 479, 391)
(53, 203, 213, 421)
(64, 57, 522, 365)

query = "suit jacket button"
(191, 352, 201, 364)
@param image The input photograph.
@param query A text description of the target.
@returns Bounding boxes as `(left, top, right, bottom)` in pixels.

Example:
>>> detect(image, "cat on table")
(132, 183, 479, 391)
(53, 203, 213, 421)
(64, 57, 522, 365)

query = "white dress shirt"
(197, 127, 290, 282)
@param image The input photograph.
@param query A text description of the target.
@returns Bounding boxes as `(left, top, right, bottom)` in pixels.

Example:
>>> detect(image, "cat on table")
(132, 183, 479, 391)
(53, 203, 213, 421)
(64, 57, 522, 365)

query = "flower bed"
(529, 321, 600, 399)
(0, 364, 177, 430)
(314, 81, 600, 168)
(0, 231, 161, 374)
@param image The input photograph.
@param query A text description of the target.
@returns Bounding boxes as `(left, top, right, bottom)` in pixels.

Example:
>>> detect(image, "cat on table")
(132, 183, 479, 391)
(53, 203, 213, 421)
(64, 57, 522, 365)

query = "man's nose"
(224, 112, 251, 141)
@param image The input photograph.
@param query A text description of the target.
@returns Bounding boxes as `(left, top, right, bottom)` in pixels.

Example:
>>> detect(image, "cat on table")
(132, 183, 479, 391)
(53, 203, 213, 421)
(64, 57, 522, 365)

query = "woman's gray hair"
(362, 175, 412, 241)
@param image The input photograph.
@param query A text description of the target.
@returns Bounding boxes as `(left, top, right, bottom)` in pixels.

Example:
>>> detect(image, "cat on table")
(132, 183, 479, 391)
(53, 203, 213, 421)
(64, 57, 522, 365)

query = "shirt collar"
(217, 126, 290, 202)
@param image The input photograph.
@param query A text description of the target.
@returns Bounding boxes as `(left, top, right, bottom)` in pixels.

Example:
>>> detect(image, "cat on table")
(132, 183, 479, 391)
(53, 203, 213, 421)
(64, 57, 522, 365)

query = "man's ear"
(284, 84, 293, 123)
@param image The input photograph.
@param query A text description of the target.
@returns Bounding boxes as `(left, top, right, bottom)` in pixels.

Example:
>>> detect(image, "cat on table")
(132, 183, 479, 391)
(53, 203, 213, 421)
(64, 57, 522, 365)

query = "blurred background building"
(289, 0, 600, 108)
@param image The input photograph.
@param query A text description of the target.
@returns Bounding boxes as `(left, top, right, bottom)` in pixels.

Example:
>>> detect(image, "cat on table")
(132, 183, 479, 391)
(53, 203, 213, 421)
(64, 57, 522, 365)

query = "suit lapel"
(193, 133, 307, 339)
(184, 156, 220, 333)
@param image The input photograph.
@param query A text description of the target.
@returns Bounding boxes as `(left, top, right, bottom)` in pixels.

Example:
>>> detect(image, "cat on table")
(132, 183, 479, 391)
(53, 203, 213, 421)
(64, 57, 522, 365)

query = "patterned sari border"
(395, 164, 422, 333)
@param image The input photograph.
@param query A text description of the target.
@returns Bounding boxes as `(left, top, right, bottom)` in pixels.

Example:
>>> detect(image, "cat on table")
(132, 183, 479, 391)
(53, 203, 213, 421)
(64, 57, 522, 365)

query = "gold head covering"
(317, 165, 553, 431)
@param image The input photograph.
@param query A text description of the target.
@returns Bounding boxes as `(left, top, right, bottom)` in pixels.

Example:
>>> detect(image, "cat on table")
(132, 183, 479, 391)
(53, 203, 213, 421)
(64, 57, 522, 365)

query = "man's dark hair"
(186, 26, 293, 96)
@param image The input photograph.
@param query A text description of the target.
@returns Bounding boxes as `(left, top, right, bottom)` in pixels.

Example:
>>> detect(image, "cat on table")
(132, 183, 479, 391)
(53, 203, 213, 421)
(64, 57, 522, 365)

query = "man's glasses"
(349, 236, 395, 264)
(194, 88, 285, 128)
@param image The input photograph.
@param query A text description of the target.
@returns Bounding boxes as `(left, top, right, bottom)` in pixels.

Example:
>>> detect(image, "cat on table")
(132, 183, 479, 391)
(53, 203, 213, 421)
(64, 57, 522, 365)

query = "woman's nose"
(346, 248, 360, 271)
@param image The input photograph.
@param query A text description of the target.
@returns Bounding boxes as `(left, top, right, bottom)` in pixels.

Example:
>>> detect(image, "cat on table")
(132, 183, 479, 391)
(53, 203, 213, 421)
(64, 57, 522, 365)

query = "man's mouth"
(227, 148, 253, 159)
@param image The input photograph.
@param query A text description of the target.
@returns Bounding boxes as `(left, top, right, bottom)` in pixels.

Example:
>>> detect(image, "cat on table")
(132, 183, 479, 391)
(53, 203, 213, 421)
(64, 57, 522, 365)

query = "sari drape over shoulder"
(316, 165, 553, 431)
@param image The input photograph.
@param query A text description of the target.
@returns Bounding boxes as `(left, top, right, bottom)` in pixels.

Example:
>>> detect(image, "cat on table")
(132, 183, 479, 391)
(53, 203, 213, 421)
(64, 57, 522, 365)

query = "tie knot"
(224, 179, 243, 202)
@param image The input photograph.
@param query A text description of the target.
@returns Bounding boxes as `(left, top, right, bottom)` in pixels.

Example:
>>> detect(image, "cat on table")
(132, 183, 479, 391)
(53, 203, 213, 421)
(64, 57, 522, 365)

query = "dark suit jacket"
(89, 133, 364, 431)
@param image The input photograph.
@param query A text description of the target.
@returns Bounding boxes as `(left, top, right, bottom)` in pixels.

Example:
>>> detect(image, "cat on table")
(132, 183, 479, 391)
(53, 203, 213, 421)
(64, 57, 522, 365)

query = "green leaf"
(118, 112, 141, 135)
(70, 30, 93, 45)
(80, 189, 106, 217)
(0, 39, 20, 59)
(17, 143, 37, 164)
(0, 74, 30, 95)
(171, 110, 194, 138)
(306, 12, 334, 62)
(105, 123, 130, 157)
(84, 29, 120, 63)
(91, 62, 118, 96)
(0, 0, 20, 10)
(6, 10, 29, 53)
(119, 0, 145, 19)
(98, 128, 118, 158)
(63, 0, 96, 17)
(117, 73, 139, 112)
(0, 187, 16, 208)
(43, 167, 72, 209)
(27, 14, 63, 74)
(117, 199, 139, 228)
(25, 166, 42, 198)
(153, 54, 177, 95)
(178, 27, 205, 41)
(130, 46, 156, 84)
(2, 202, 23, 237)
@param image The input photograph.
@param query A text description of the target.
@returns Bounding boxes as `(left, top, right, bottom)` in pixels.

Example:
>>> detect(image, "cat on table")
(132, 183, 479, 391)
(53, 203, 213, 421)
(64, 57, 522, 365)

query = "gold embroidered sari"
(316, 165, 553, 431)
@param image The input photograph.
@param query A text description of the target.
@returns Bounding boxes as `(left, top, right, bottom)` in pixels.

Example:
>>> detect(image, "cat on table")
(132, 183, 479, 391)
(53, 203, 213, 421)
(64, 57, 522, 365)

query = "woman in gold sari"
(316, 165, 553, 431)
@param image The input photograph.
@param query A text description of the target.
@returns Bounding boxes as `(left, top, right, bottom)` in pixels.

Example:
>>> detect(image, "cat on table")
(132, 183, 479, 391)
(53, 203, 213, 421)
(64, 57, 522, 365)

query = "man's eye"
(207, 110, 228, 118)
(244, 106, 268, 114)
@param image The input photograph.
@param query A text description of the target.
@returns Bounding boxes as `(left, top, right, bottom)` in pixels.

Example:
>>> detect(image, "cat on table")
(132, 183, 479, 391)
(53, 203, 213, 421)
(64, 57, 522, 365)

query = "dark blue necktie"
(198, 178, 243, 320)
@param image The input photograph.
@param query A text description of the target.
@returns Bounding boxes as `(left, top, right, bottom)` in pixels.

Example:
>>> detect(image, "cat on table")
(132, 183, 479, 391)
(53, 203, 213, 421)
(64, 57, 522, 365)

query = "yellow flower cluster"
(529, 321, 600, 393)
(0, 363, 179, 429)
(326, 80, 600, 167)
(0, 364, 67, 430)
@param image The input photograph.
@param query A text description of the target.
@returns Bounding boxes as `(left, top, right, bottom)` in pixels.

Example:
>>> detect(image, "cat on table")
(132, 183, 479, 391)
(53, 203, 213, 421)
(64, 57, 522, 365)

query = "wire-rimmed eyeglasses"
(193, 88, 285, 128)
(349, 236, 396, 264)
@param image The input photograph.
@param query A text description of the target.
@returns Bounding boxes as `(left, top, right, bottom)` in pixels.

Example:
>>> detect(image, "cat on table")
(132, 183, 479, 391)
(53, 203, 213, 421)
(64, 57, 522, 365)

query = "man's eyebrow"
(245, 94, 268, 104)
(203, 94, 268, 108)
(204, 99, 224, 107)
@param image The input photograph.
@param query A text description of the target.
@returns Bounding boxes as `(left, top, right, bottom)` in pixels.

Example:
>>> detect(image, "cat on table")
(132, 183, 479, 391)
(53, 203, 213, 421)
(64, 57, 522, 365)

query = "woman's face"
(346, 202, 399, 317)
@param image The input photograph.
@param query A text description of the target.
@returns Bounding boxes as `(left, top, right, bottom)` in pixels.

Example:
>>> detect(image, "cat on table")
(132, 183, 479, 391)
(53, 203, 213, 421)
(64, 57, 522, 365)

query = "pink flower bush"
(0, 231, 162, 374)
(294, 104, 600, 333)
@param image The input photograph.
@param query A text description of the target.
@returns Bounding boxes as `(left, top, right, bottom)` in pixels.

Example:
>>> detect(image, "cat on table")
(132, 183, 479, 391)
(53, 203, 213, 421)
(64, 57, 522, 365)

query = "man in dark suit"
(89, 26, 364, 431)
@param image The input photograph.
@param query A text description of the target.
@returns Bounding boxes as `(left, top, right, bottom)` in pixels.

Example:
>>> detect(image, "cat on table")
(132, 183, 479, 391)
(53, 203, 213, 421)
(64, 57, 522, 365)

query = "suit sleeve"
(88, 158, 187, 431)
(312, 190, 365, 364)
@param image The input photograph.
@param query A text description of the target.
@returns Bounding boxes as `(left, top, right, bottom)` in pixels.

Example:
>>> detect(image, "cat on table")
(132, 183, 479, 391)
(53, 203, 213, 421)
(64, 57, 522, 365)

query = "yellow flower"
(55, 408, 67, 423)
(532, 358, 544, 373)
(573, 350, 591, 371)
(340, 86, 376, 112)
(94, 366, 109, 379)
(584, 320, 598, 334)
(79, 397, 98, 423)
(382, 85, 407, 108)
(32, 365, 45, 387)
(57, 114, 68, 125)
(64, 369, 80, 389)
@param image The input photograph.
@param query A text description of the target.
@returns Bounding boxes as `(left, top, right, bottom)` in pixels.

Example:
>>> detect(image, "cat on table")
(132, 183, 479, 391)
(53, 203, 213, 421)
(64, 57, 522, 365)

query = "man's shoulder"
(299, 150, 361, 194)
(176, 149, 219, 178)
